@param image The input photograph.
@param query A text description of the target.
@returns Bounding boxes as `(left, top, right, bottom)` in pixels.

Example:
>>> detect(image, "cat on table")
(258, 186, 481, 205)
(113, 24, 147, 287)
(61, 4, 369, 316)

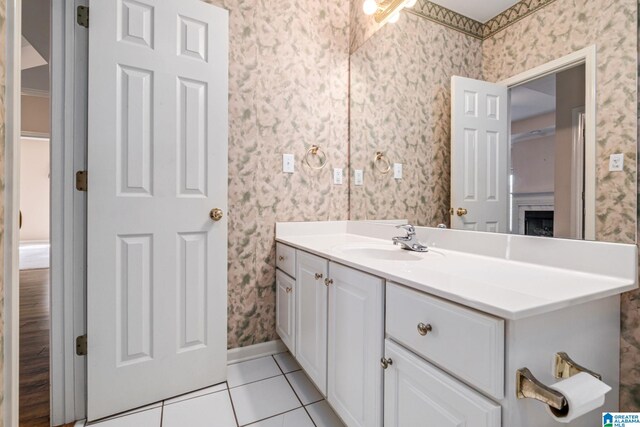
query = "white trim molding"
(501, 45, 597, 241)
(227, 340, 287, 365)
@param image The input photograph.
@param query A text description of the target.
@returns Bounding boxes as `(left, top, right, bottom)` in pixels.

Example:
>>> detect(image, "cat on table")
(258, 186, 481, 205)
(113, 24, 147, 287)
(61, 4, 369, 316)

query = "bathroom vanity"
(275, 221, 637, 427)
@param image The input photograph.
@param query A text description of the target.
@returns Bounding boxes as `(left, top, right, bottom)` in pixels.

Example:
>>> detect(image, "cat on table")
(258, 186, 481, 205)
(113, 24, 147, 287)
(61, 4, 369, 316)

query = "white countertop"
(276, 222, 638, 320)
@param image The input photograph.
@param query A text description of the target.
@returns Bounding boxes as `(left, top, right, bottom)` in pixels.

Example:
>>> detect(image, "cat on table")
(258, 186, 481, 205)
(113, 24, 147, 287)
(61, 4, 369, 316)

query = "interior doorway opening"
(19, 0, 52, 425)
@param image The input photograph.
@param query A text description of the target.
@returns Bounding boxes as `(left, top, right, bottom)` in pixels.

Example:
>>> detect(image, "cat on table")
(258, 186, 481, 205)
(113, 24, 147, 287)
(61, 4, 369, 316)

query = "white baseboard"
(227, 339, 287, 364)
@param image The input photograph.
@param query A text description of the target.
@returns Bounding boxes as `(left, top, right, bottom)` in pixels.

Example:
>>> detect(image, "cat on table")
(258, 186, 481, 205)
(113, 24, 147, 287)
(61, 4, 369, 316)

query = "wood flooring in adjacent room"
(20, 268, 51, 427)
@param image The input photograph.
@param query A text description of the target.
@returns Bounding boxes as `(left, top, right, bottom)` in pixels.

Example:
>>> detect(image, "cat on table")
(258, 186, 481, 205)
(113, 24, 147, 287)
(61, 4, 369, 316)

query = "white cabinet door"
(296, 251, 329, 395)
(451, 76, 508, 233)
(384, 339, 501, 427)
(276, 270, 296, 355)
(87, 0, 228, 420)
(328, 263, 384, 427)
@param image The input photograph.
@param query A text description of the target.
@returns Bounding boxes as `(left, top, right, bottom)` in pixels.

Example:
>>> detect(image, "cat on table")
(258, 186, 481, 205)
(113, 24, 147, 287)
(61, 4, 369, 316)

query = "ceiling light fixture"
(362, 0, 417, 24)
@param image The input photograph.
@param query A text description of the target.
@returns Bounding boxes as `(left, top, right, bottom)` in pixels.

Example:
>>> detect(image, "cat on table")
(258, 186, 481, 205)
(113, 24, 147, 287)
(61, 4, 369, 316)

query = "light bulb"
(389, 11, 401, 23)
(363, 0, 378, 15)
(405, 0, 417, 7)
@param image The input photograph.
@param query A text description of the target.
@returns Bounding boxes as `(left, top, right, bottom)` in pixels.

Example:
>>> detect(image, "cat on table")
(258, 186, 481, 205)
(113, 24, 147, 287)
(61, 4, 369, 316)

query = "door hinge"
(76, 171, 88, 191)
(77, 6, 89, 28)
(76, 335, 88, 356)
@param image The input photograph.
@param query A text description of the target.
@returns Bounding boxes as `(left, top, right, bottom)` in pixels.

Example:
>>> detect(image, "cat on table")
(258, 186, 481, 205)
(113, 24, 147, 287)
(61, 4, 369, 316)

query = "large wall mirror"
(348, 1, 637, 243)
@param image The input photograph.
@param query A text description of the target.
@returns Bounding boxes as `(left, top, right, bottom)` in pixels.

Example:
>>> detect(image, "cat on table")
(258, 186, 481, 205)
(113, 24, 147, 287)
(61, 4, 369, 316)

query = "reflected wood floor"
(20, 268, 50, 427)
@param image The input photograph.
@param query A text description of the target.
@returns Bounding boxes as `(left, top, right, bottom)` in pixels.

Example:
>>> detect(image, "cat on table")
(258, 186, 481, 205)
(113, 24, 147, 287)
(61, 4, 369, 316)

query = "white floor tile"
(306, 401, 345, 427)
(228, 356, 282, 388)
(230, 376, 300, 426)
(90, 407, 161, 427)
(286, 371, 323, 405)
(164, 382, 227, 405)
(273, 352, 301, 374)
(162, 390, 236, 427)
(246, 408, 314, 427)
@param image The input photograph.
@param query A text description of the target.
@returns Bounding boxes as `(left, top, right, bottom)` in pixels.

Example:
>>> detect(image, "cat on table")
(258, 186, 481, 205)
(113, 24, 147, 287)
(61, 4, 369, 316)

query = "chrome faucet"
(392, 224, 428, 252)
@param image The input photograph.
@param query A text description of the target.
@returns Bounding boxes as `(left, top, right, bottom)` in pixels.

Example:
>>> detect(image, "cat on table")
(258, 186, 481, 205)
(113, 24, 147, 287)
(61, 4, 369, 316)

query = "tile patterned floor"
(84, 352, 345, 427)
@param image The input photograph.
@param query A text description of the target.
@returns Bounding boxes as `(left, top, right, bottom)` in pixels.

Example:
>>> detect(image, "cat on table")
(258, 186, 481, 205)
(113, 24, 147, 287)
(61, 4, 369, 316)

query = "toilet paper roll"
(546, 372, 612, 423)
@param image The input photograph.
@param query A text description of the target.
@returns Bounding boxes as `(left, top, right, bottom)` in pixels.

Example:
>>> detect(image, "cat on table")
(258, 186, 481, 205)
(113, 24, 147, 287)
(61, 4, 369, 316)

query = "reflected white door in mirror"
(450, 47, 597, 241)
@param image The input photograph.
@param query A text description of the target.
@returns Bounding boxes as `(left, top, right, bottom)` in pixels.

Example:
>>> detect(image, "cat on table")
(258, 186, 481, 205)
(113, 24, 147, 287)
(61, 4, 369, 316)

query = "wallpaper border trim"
(407, 0, 560, 40)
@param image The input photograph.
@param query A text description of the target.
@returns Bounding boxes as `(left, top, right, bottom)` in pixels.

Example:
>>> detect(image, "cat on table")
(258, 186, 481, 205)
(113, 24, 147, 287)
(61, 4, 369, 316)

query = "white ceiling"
(510, 74, 556, 122)
(428, 0, 522, 23)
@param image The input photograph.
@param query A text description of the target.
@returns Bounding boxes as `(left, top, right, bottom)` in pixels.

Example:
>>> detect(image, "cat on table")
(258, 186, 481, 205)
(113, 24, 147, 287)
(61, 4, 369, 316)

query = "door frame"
(5, 0, 22, 425)
(500, 45, 597, 240)
(4, 0, 89, 425)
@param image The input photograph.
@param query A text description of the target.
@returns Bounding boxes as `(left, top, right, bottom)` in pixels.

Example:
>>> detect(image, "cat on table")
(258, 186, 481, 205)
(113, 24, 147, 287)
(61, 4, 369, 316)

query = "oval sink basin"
(333, 243, 442, 262)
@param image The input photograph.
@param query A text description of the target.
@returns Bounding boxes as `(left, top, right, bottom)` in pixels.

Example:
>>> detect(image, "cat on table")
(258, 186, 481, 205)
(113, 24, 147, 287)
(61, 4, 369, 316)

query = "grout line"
(159, 402, 164, 427)
(228, 373, 283, 390)
(226, 388, 241, 427)
(274, 354, 320, 427)
(243, 407, 308, 427)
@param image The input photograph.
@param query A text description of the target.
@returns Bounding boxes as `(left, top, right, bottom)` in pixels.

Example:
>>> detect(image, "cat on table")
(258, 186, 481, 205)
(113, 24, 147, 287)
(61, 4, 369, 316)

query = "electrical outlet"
(333, 168, 343, 185)
(283, 154, 295, 173)
(354, 170, 364, 186)
(393, 163, 403, 180)
(609, 153, 624, 172)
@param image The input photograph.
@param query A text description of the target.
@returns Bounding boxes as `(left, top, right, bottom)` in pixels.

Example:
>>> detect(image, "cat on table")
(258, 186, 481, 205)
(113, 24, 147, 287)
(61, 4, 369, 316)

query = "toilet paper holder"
(516, 352, 603, 411)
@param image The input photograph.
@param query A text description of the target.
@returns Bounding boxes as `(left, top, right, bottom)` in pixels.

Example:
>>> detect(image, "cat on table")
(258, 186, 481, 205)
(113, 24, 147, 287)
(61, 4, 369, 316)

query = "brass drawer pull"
(278, 256, 285, 262)
(315, 273, 324, 280)
(324, 278, 333, 287)
(417, 323, 433, 336)
(286, 287, 292, 293)
(381, 357, 393, 369)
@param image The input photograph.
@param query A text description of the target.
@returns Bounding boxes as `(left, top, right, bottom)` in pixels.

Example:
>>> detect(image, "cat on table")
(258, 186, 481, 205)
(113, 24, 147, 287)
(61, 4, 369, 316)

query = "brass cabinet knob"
(286, 287, 292, 293)
(381, 357, 393, 369)
(456, 208, 468, 217)
(315, 273, 324, 280)
(324, 278, 333, 287)
(417, 323, 433, 336)
(210, 208, 224, 221)
(278, 256, 285, 262)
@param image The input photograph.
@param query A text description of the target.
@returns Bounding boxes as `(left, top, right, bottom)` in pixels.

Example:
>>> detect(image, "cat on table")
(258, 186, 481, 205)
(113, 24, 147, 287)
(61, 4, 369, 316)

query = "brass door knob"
(278, 256, 285, 262)
(315, 273, 324, 280)
(286, 287, 292, 293)
(381, 357, 393, 369)
(210, 208, 224, 221)
(456, 208, 468, 217)
(324, 278, 333, 287)
(417, 323, 433, 336)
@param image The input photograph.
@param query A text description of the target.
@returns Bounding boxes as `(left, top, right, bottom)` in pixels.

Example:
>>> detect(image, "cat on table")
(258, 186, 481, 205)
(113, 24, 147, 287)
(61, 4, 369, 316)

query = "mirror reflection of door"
(451, 63, 586, 239)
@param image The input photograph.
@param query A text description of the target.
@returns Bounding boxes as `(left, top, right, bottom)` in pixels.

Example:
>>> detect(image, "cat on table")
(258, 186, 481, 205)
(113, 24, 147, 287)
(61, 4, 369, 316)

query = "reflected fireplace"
(524, 210, 554, 237)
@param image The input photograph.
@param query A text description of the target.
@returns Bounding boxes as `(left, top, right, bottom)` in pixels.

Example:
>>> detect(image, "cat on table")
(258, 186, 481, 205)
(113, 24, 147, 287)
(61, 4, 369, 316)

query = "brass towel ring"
(374, 151, 391, 174)
(304, 145, 328, 170)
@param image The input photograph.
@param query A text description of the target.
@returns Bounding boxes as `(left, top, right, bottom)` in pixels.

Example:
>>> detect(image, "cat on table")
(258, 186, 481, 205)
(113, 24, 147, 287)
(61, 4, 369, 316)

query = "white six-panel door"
(87, 0, 228, 420)
(451, 76, 508, 233)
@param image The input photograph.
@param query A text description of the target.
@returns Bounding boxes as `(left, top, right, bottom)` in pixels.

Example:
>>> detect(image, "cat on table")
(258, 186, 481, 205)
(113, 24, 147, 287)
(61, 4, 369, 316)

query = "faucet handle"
(396, 224, 416, 235)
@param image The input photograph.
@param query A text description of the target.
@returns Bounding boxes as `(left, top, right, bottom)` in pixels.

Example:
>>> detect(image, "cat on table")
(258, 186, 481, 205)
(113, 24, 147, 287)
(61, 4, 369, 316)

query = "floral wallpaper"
(202, 0, 350, 349)
(0, 0, 5, 421)
(350, 12, 482, 225)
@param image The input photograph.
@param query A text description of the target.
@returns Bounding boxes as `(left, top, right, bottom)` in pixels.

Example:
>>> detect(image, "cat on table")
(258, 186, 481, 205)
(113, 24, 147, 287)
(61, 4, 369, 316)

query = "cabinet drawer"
(384, 339, 501, 427)
(276, 243, 296, 278)
(386, 283, 504, 399)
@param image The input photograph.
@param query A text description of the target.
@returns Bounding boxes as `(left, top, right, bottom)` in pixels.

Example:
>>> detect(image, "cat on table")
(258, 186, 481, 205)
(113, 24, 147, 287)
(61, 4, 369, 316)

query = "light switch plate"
(354, 169, 364, 186)
(609, 153, 624, 172)
(333, 168, 343, 185)
(283, 154, 295, 173)
(393, 163, 403, 180)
